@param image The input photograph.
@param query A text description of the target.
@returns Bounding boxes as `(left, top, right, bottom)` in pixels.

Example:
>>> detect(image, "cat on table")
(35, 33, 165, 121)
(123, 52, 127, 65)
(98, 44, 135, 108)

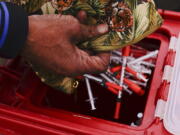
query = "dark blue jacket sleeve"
(0, 2, 28, 58)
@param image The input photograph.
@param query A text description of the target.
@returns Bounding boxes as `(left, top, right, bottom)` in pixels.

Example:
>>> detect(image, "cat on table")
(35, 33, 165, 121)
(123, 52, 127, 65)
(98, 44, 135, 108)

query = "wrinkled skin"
(22, 12, 110, 77)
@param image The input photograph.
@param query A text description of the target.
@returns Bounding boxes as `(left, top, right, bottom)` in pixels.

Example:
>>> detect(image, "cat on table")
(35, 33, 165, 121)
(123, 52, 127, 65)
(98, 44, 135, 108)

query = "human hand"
(22, 13, 110, 76)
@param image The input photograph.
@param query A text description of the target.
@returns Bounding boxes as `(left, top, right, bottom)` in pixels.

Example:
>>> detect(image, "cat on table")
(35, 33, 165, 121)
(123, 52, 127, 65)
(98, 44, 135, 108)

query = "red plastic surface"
(0, 10, 179, 135)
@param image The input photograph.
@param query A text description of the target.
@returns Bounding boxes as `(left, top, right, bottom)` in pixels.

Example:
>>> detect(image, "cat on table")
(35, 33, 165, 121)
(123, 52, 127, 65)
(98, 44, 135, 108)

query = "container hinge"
(169, 36, 177, 51)
(154, 99, 166, 120)
(164, 36, 177, 66)
(162, 65, 173, 82)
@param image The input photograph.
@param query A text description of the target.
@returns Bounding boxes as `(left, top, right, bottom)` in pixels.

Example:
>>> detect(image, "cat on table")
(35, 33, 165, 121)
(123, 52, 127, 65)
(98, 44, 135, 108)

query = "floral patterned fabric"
(2, 0, 163, 94)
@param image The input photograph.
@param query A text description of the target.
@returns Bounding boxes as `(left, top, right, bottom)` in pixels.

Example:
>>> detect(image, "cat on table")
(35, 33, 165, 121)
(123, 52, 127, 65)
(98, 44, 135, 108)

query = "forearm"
(0, 0, 47, 58)
(0, 2, 28, 58)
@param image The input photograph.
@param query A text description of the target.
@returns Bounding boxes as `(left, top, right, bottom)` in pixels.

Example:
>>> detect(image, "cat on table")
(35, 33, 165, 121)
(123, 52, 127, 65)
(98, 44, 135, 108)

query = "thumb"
(75, 23, 109, 42)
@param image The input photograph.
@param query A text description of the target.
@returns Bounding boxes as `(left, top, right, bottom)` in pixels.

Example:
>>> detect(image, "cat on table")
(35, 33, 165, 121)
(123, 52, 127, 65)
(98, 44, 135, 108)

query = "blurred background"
(154, 0, 180, 12)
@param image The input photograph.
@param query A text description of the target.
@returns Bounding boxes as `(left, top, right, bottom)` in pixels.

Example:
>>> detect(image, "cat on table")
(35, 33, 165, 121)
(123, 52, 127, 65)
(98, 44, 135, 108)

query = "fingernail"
(97, 24, 109, 34)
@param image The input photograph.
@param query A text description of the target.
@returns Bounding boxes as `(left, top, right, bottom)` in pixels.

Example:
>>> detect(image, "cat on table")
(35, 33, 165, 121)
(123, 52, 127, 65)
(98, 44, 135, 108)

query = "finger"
(80, 52, 110, 74)
(70, 48, 110, 76)
(76, 10, 87, 24)
(72, 23, 109, 42)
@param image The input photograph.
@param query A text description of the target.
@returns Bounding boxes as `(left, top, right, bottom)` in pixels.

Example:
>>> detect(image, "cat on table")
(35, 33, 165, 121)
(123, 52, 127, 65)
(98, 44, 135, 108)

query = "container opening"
(0, 37, 161, 127)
